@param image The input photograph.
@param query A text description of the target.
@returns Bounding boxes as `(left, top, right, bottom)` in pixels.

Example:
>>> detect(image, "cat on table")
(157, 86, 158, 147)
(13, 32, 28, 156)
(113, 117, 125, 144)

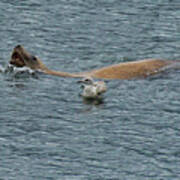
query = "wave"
(0, 64, 40, 79)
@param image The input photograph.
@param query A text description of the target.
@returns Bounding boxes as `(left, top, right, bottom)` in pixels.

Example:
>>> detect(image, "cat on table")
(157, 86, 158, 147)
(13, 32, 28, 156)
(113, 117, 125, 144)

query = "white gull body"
(78, 77, 107, 99)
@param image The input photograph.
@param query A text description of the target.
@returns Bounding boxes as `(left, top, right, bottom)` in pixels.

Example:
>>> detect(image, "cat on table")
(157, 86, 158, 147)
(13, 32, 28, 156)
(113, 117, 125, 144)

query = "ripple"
(0, 0, 180, 179)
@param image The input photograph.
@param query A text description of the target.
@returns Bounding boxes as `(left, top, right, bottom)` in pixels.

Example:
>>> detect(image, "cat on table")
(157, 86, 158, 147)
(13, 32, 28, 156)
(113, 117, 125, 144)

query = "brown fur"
(9, 45, 177, 79)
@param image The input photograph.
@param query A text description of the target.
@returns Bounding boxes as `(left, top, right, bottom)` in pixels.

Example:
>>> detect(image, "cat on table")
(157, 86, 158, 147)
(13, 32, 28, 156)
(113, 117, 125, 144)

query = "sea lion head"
(10, 45, 47, 71)
(10, 45, 27, 67)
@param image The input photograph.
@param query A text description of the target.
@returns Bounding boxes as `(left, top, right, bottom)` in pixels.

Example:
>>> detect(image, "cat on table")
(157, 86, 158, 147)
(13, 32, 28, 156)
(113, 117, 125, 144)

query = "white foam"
(7, 64, 35, 74)
(0, 64, 5, 73)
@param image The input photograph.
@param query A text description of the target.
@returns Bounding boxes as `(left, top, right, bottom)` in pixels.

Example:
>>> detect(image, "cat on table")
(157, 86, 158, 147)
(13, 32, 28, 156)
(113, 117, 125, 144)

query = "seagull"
(78, 77, 107, 99)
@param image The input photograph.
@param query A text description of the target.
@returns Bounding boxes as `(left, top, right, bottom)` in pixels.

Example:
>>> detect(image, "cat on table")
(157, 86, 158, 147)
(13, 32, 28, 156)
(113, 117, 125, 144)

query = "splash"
(0, 64, 5, 73)
(4, 64, 36, 74)
(0, 64, 39, 79)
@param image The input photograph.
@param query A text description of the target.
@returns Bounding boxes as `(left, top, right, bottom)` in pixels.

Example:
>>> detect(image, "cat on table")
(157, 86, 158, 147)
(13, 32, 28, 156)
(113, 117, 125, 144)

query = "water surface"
(0, 0, 180, 179)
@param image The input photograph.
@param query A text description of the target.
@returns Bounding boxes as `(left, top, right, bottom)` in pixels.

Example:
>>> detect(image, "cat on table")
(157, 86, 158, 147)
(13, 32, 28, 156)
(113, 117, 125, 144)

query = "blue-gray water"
(0, 0, 180, 179)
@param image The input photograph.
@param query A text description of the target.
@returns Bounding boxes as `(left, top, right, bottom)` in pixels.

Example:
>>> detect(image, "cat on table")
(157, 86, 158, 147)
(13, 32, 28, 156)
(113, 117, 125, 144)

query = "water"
(0, 0, 180, 179)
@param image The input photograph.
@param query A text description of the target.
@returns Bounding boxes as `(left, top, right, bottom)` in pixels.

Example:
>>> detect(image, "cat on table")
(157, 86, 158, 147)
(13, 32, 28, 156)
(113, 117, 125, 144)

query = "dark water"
(0, 0, 180, 179)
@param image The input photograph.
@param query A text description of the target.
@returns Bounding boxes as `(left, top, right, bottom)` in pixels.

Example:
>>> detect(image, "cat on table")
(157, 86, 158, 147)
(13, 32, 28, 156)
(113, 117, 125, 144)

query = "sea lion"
(9, 45, 178, 80)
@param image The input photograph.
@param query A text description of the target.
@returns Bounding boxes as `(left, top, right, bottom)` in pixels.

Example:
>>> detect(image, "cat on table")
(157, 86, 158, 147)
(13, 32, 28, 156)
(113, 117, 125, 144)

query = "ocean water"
(0, 0, 180, 179)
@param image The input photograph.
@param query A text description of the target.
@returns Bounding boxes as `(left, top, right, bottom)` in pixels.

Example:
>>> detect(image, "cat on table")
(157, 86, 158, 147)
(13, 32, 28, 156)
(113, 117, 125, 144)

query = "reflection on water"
(0, 0, 180, 179)
(82, 97, 105, 106)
